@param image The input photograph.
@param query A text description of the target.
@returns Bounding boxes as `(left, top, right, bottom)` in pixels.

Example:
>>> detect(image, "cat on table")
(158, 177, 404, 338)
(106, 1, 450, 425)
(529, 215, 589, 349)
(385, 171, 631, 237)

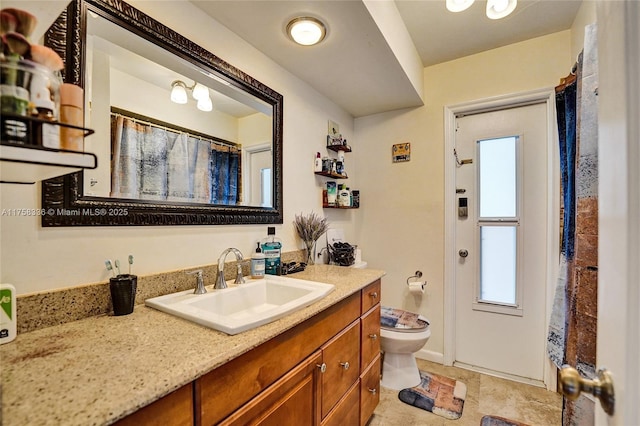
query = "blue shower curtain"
(547, 76, 577, 370)
(111, 115, 240, 205)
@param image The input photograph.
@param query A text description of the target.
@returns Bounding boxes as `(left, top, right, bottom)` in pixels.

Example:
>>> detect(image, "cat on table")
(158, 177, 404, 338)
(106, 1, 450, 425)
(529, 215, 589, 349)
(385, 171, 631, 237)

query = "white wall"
(354, 31, 572, 357)
(0, 1, 354, 295)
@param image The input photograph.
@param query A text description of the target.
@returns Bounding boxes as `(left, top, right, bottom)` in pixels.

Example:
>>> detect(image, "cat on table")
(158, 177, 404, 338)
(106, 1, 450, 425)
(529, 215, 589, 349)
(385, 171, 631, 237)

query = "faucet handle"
(186, 269, 206, 294)
(234, 263, 245, 284)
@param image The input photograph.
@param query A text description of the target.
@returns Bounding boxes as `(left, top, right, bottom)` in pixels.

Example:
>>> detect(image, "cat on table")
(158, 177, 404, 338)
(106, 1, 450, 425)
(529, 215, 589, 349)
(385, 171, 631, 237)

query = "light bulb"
(486, 0, 517, 19)
(492, 0, 509, 12)
(197, 95, 213, 112)
(192, 83, 209, 101)
(170, 81, 188, 104)
(446, 0, 475, 13)
(287, 17, 326, 46)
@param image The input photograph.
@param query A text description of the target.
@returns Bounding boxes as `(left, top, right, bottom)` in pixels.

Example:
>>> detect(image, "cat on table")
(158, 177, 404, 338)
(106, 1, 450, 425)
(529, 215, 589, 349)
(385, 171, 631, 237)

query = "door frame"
(595, 0, 640, 423)
(443, 88, 559, 390)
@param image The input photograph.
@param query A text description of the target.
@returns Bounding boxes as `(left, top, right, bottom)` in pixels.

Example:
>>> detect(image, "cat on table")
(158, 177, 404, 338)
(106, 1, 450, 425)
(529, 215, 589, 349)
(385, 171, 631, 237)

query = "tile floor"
(370, 359, 562, 426)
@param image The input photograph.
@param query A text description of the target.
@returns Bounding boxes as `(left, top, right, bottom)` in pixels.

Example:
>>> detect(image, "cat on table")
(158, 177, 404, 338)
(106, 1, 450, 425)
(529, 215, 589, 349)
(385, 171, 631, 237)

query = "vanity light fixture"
(446, 0, 517, 19)
(170, 80, 213, 111)
(286, 17, 326, 46)
(170, 80, 188, 104)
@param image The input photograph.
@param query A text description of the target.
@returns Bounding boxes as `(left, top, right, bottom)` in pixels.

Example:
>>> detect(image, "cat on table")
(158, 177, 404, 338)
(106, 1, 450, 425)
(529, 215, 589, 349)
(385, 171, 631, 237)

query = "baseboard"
(415, 348, 444, 364)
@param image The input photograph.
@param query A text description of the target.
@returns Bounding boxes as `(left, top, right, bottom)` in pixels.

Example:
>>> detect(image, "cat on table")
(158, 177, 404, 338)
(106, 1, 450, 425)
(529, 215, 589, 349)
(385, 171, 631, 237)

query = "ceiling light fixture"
(445, 0, 517, 19)
(486, 0, 517, 19)
(446, 0, 475, 13)
(170, 80, 213, 112)
(286, 17, 326, 46)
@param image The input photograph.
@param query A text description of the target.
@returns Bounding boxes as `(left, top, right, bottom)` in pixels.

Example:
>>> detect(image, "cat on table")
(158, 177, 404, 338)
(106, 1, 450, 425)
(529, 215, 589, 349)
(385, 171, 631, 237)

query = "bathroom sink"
(145, 275, 334, 335)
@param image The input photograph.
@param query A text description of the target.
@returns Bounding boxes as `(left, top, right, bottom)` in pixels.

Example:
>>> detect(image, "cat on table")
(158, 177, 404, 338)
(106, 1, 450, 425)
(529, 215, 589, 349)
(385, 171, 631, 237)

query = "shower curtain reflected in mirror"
(110, 115, 240, 205)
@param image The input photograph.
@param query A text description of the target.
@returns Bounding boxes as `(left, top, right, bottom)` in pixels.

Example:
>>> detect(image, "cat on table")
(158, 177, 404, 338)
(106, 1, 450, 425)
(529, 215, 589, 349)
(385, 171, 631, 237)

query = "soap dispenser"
(251, 242, 266, 279)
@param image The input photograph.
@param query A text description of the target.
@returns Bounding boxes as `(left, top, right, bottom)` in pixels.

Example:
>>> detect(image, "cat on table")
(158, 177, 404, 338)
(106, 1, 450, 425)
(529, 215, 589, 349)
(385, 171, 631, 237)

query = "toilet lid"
(381, 306, 429, 333)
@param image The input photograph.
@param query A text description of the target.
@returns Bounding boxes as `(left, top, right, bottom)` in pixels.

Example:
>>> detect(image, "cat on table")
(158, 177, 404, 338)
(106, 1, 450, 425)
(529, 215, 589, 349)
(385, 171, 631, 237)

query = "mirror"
(42, 0, 283, 226)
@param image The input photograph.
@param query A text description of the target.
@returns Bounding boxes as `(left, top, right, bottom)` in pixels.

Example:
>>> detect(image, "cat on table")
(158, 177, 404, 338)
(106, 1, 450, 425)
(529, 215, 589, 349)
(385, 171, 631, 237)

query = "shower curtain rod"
(110, 111, 239, 151)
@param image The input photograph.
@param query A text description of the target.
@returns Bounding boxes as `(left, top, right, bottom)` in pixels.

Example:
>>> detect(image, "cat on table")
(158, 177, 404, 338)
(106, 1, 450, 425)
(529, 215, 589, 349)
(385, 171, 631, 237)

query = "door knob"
(559, 365, 615, 415)
(458, 249, 469, 258)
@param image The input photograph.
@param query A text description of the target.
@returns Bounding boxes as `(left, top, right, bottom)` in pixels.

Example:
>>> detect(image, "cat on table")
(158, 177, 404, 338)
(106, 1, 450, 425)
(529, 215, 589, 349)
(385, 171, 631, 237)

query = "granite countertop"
(0, 265, 384, 426)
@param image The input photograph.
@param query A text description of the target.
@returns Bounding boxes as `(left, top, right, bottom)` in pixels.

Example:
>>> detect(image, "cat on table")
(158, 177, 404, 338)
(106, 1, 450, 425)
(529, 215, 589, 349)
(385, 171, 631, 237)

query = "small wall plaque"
(392, 142, 411, 163)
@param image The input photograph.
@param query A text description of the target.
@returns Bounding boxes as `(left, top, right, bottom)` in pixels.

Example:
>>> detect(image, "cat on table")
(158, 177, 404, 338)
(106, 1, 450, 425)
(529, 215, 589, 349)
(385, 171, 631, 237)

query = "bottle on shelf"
(338, 184, 351, 207)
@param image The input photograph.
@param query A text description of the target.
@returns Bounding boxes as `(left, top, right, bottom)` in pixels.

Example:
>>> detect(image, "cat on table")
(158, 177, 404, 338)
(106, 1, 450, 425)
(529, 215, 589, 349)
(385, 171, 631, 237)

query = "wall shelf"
(326, 144, 351, 153)
(1, 115, 96, 184)
(314, 171, 348, 179)
(323, 205, 358, 209)
(317, 142, 359, 209)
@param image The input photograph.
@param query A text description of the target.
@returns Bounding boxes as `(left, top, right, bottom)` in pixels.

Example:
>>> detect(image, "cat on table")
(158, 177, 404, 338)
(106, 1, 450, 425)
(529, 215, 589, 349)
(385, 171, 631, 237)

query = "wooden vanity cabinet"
(115, 279, 382, 426)
(359, 281, 381, 425)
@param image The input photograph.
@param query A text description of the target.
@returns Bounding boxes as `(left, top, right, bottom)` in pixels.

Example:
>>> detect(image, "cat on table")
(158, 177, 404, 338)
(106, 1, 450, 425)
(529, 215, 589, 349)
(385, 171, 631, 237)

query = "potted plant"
(293, 212, 330, 265)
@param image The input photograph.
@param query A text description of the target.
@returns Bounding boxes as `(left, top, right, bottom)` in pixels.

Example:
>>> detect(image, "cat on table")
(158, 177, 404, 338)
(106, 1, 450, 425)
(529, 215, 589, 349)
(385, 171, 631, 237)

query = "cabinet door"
(360, 305, 380, 371)
(321, 320, 360, 418)
(321, 381, 360, 426)
(360, 354, 381, 426)
(219, 351, 323, 426)
(361, 280, 381, 313)
(113, 384, 193, 426)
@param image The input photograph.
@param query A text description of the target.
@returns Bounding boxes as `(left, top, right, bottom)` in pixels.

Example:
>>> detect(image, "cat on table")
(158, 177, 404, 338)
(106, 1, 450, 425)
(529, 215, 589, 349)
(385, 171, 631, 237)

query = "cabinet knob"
(317, 363, 327, 373)
(368, 387, 377, 395)
(339, 361, 350, 370)
(368, 333, 378, 340)
(369, 291, 378, 299)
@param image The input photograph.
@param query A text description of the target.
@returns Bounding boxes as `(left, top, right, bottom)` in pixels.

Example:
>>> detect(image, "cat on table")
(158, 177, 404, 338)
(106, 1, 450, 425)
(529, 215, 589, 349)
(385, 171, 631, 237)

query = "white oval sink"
(145, 275, 335, 335)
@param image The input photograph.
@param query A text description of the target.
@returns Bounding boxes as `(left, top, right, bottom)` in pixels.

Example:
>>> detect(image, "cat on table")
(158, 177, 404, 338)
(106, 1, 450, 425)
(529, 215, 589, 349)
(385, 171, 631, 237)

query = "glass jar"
(1, 58, 61, 118)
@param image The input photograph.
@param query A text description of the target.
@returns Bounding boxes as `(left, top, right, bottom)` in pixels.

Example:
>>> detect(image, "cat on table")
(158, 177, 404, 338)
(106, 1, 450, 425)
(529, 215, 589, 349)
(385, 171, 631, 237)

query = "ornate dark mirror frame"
(41, 0, 283, 226)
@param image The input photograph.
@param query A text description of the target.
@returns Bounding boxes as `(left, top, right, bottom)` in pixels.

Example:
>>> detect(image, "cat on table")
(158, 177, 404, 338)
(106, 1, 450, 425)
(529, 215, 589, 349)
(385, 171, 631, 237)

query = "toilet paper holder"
(406, 271, 426, 287)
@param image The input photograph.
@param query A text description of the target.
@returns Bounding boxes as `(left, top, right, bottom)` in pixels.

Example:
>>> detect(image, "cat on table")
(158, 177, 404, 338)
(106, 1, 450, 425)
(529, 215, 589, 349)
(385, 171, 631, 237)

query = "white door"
(245, 145, 272, 207)
(454, 103, 549, 383)
(593, 1, 639, 423)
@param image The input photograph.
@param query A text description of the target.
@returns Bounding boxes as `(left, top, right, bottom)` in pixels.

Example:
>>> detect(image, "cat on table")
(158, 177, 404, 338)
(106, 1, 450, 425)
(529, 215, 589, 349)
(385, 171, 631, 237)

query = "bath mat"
(480, 415, 530, 426)
(398, 370, 467, 420)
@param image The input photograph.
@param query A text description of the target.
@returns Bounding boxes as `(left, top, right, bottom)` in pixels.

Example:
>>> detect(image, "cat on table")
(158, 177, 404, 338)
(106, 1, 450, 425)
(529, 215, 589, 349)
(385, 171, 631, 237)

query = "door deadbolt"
(560, 365, 615, 415)
(459, 249, 469, 258)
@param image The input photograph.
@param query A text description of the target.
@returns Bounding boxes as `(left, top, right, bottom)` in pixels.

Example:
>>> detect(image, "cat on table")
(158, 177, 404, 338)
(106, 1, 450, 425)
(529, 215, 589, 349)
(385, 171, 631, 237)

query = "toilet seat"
(381, 306, 429, 333)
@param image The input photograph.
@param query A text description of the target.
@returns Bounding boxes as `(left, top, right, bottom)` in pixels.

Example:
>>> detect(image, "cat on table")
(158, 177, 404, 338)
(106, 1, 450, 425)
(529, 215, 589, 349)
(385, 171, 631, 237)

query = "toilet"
(380, 306, 431, 390)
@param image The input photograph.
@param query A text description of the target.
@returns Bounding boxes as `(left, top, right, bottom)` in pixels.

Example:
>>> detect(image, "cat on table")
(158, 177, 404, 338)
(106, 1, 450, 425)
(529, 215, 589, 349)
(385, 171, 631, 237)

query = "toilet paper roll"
(408, 281, 424, 294)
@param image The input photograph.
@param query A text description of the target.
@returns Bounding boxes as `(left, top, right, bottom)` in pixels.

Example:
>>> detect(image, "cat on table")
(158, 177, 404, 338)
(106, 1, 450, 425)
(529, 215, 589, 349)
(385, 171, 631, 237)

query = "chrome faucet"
(215, 248, 245, 289)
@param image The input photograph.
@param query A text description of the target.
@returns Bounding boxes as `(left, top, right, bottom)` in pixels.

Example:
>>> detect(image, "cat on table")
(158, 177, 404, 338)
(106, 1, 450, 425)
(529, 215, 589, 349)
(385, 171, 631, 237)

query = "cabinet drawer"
(359, 354, 381, 426)
(360, 305, 381, 372)
(361, 280, 381, 313)
(321, 320, 360, 418)
(321, 381, 360, 426)
(219, 351, 322, 426)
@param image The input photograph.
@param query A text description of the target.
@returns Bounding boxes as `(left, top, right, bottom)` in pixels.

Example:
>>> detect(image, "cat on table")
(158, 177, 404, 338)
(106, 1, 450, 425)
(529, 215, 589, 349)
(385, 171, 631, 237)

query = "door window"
(476, 136, 521, 312)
